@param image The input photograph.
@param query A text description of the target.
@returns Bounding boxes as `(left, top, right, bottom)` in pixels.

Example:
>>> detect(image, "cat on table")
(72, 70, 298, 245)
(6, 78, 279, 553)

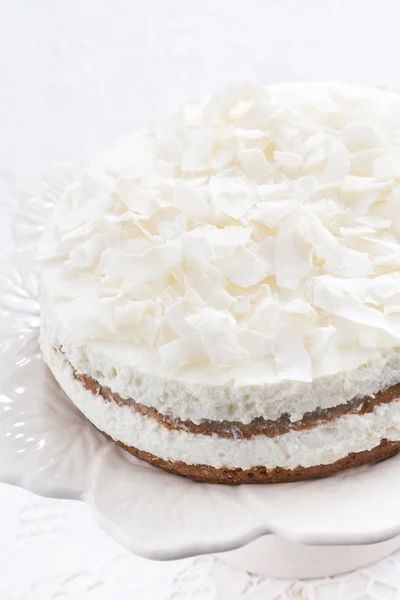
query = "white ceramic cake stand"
(2, 165, 400, 579)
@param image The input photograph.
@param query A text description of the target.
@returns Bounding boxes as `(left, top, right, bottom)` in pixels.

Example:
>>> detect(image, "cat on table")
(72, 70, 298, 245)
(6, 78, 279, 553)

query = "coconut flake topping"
(39, 83, 400, 384)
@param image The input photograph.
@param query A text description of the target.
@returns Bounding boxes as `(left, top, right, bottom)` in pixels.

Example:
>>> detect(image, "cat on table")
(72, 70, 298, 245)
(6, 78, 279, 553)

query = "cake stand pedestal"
(217, 534, 400, 579)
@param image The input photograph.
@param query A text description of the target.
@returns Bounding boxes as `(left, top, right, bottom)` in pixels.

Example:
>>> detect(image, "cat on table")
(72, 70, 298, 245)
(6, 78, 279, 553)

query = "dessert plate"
(2, 165, 400, 564)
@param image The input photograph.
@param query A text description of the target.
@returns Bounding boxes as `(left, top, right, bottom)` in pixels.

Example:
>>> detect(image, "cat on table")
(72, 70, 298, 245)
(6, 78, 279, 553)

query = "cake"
(38, 82, 400, 484)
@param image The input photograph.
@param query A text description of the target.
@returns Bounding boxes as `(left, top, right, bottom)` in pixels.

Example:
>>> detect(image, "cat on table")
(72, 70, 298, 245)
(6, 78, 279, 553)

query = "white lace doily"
(3, 0, 400, 596)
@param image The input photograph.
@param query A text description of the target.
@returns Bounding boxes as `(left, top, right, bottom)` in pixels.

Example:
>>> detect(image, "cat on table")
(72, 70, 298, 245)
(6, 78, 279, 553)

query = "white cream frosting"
(44, 335, 400, 471)
(40, 311, 400, 423)
(38, 82, 400, 419)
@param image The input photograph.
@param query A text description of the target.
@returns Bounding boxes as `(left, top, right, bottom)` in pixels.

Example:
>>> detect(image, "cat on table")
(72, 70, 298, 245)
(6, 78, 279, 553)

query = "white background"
(2, 1, 400, 598)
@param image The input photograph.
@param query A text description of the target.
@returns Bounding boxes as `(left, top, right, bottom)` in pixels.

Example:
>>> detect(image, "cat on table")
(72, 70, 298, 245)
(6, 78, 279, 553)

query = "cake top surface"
(39, 82, 400, 385)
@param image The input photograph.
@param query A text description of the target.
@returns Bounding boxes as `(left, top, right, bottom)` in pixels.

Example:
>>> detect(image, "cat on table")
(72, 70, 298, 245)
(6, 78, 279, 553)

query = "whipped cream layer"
(38, 82, 400, 400)
(44, 334, 400, 471)
(40, 309, 400, 424)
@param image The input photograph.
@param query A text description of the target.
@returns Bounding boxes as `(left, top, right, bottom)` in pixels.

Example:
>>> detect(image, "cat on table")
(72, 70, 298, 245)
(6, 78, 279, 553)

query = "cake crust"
(102, 433, 400, 484)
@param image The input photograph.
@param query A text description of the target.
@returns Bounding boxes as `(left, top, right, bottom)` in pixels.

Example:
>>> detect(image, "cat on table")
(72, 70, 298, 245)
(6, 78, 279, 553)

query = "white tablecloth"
(2, 1, 400, 597)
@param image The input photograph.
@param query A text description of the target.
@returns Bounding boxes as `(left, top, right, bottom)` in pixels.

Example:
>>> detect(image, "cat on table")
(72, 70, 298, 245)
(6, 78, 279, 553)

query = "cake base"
(102, 432, 400, 484)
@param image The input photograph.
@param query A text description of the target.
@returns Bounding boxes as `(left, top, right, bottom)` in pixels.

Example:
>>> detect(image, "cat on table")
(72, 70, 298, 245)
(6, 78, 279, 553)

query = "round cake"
(38, 82, 400, 484)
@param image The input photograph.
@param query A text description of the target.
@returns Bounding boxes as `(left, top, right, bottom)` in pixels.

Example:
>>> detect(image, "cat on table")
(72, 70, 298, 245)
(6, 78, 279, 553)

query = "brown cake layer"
(102, 433, 400, 484)
(59, 347, 400, 440)
(53, 348, 400, 484)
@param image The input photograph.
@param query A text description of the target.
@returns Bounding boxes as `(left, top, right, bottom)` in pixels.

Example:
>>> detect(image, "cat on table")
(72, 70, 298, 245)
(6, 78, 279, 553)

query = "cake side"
(39, 298, 400, 425)
(41, 330, 400, 481)
(60, 346, 400, 440)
